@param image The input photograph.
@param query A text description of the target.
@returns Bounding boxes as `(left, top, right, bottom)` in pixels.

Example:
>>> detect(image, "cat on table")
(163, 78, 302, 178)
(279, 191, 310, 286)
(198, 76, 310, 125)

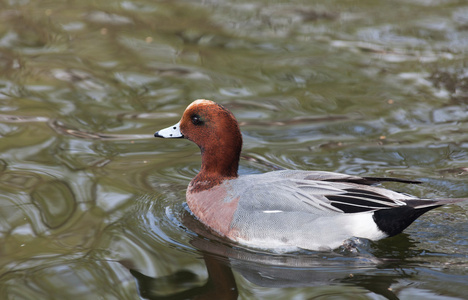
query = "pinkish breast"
(186, 184, 240, 239)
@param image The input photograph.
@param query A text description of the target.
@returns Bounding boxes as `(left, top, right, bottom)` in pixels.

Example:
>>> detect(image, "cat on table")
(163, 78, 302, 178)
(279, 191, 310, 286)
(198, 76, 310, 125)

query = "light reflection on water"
(1, 0, 468, 299)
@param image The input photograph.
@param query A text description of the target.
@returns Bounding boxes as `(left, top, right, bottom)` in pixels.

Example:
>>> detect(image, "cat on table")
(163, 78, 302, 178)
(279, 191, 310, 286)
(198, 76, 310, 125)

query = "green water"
(1, 0, 467, 299)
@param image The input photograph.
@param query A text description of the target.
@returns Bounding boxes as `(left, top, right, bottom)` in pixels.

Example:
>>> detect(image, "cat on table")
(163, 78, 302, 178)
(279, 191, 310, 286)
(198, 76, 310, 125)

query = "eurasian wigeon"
(154, 99, 466, 251)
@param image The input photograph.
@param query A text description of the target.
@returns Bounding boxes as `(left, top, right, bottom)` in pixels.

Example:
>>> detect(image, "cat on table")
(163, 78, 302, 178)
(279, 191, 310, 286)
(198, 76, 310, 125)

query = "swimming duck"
(154, 99, 466, 251)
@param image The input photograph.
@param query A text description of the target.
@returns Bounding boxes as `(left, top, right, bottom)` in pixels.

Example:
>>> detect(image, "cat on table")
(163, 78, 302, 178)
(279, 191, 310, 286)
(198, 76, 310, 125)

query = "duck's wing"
(288, 171, 467, 214)
(300, 170, 422, 185)
(237, 170, 424, 215)
(237, 170, 466, 215)
(288, 178, 408, 214)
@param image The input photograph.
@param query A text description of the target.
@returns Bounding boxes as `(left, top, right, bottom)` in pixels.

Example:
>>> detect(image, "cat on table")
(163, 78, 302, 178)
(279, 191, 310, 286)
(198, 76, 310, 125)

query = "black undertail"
(372, 205, 442, 237)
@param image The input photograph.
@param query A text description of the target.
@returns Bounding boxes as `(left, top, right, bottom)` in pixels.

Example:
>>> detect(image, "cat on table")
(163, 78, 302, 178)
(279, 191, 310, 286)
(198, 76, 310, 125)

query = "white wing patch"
(262, 210, 283, 214)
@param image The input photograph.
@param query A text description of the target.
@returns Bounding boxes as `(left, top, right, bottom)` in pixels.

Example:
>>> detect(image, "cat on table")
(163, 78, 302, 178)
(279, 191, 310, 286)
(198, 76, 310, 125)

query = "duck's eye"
(191, 114, 204, 126)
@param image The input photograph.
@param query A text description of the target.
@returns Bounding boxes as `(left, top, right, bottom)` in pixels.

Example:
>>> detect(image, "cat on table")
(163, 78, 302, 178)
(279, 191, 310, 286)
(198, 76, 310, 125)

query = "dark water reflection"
(1, 0, 468, 299)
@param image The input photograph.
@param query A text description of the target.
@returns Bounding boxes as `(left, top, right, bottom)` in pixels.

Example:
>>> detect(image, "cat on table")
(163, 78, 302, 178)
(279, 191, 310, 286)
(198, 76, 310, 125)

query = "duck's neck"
(190, 140, 241, 193)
